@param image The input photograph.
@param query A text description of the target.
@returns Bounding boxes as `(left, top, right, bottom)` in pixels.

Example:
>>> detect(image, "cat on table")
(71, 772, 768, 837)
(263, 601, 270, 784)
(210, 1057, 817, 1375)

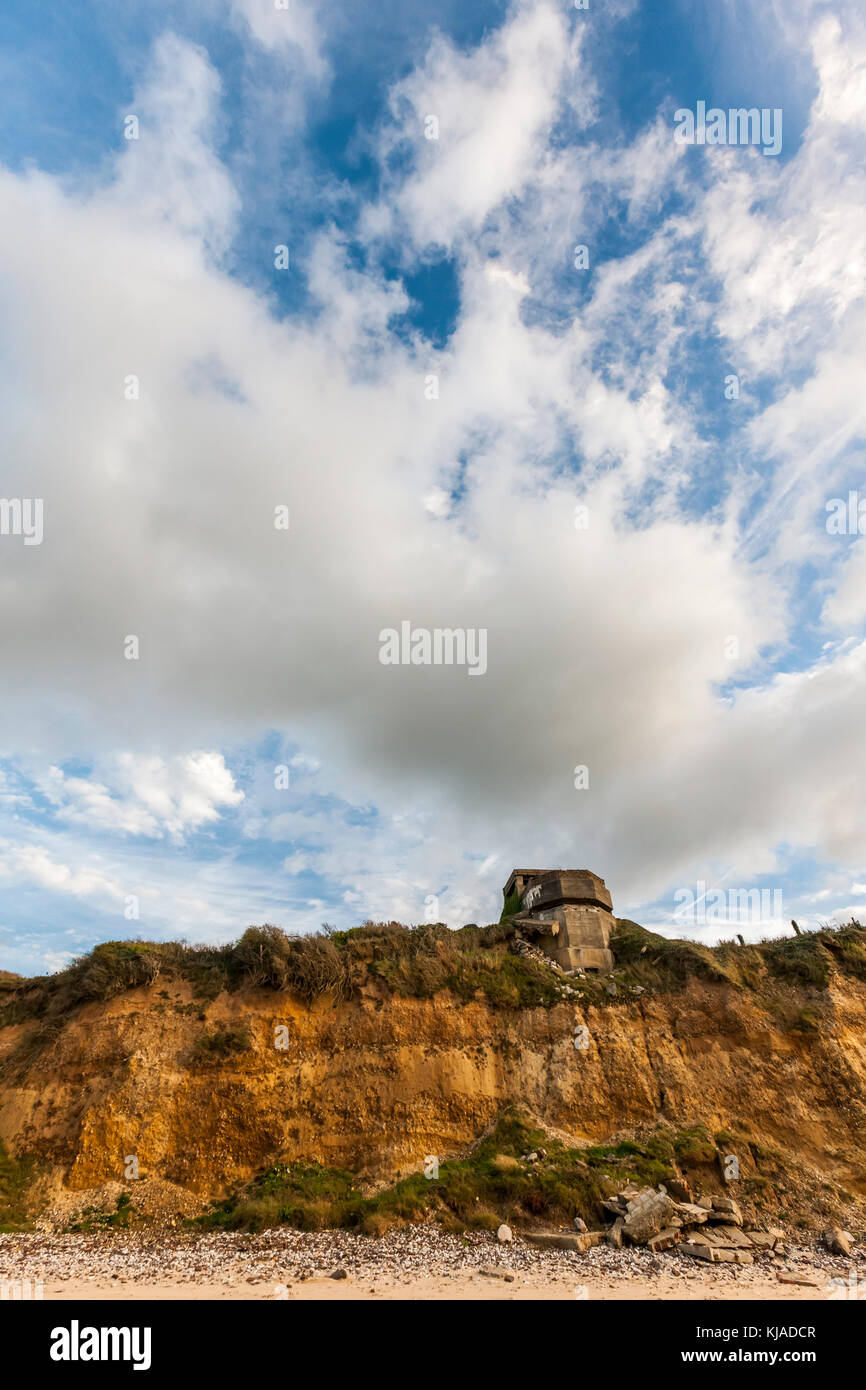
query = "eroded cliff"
(1, 919, 864, 1229)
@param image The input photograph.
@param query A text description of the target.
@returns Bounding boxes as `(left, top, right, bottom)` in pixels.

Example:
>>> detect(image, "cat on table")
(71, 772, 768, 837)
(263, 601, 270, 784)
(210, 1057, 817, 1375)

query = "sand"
(28, 1270, 834, 1300)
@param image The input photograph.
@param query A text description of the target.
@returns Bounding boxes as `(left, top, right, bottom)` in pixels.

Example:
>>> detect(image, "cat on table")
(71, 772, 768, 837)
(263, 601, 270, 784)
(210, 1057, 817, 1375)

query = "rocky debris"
(524, 1231, 604, 1253)
(693, 1225, 754, 1249)
(647, 1228, 682, 1253)
(823, 1226, 852, 1256)
(681, 1242, 753, 1266)
(745, 1231, 777, 1249)
(329, 1268, 348, 1280)
(602, 1185, 641, 1218)
(478, 1266, 515, 1281)
(496, 1224, 513, 1244)
(597, 1182, 811, 1273)
(673, 1202, 709, 1225)
(606, 1218, 624, 1249)
(0, 1225, 858, 1294)
(666, 1178, 694, 1204)
(707, 1196, 743, 1227)
(512, 937, 586, 991)
(776, 1270, 820, 1288)
(621, 1188, 676, 1245)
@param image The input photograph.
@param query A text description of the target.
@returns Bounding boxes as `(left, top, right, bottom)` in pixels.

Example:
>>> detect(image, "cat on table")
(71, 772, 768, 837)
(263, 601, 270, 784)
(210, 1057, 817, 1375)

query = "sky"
(1, 0, 865, 974)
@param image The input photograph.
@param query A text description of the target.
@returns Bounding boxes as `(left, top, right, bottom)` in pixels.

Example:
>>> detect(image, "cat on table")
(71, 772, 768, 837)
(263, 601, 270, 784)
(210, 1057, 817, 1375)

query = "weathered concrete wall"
(518, 870, 615, 971)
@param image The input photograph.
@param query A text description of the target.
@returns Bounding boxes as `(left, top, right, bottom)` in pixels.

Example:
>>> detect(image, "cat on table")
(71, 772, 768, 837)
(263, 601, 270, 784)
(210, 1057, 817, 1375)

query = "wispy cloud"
(0, 0, 865, 971)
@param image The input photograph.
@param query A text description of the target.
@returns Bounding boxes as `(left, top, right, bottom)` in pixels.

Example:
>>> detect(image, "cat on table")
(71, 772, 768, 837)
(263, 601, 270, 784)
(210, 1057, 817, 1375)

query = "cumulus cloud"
(369, 1, 583, 250)
(0, 842, 126, 904)
(38, 753, 244, 841)
(1, 2, 865, 964)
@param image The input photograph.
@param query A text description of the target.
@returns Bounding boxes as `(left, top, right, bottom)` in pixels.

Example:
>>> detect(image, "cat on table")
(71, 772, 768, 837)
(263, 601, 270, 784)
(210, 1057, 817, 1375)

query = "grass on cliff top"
(193, 1111, 719, 1235)
(0, 921, 565, 1031)
(610, 917, 866, 991)
(3, 917, 866, 1040)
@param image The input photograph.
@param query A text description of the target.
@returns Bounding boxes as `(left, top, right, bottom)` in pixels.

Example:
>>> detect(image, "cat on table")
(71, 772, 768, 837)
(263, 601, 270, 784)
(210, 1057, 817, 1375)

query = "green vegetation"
(2, 917, 865, 1063)
(0, 1137, 34, 1231)
(195, 1111, 723, 1235)
(610, 919, 751, 988)
(608, 917, 866, 1000)
(68, 1192, 139, 1234)
(499, 888, 522, 922)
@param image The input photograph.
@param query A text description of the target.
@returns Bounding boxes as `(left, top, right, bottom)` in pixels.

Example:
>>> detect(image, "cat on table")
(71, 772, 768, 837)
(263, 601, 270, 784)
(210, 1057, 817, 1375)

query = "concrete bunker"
(503, 868, 615, 974)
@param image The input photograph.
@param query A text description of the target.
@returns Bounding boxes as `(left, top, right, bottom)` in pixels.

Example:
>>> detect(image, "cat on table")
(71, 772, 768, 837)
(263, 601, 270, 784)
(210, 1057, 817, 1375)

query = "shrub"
(190, 1027, 252, 1065)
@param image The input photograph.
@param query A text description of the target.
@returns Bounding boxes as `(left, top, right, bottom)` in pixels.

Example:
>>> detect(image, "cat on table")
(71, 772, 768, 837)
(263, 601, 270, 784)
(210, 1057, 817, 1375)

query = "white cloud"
(822, 538, 866, 628)
(0, 4, 865, 958)
(39, 753, 243, 842)
(0, 842, 126, 903)
(231, 0, 328, 81)
(373, 2, 581, 250)
(111, 33, 240, 257)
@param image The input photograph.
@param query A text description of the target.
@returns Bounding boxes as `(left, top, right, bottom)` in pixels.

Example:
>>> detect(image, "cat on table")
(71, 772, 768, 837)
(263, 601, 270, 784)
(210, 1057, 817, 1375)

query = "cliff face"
(2, 966, 865, 1212)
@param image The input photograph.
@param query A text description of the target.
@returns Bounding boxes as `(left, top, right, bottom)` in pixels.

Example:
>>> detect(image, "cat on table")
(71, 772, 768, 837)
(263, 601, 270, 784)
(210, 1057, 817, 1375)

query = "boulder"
(622, 1188, 676, 1245)
(667, 1178, 694, 1203)
(686, 1226, 753, 1251)
(573, 1217, 588, 1233)
(744, 1231, 777, 1249)
(708, 1196, 743, 1226)
(496, 1224, 513, 1244)
(607, 1217, 624, 1249)
(823, 1226, 852, 1256)
(680, 1240, 713, 1261)
(681, 1242, 752, 1265)
(674, 1202, 709, 1225)
(711, 1225, 754, 1249)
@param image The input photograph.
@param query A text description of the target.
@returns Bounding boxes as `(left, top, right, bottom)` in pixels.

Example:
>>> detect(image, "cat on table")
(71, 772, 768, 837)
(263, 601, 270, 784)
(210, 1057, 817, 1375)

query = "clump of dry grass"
(234, 926, 351, 1003)
(491, 1153, 521, 1173)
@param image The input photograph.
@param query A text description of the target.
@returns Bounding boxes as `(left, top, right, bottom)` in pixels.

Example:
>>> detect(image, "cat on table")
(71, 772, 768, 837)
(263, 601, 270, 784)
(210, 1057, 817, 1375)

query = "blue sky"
(1, 0, 865, 974)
